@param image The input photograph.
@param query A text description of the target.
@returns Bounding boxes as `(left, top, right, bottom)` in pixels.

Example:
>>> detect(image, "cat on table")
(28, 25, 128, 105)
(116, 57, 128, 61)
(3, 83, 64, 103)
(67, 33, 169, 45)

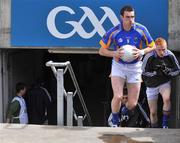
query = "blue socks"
(111, 106, 129, 125)
(112, 112, 120, 125)
(162, 114, 169, 127)
(121, 106, 129, 115)
(150, 114, 170, 128)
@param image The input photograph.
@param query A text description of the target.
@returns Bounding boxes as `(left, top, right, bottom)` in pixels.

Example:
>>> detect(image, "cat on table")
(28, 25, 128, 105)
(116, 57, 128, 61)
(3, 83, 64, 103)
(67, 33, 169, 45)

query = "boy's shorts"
(146, 81, 171, 100)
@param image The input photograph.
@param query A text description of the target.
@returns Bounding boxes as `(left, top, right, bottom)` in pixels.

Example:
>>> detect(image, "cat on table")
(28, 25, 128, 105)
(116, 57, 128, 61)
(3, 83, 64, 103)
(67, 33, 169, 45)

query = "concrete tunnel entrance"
(4, 49, 114, 126)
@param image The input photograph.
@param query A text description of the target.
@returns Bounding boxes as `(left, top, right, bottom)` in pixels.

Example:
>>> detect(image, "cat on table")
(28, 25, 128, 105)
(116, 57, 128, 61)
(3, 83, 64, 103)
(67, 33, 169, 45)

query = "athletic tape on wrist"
(140, 50, 145, 56)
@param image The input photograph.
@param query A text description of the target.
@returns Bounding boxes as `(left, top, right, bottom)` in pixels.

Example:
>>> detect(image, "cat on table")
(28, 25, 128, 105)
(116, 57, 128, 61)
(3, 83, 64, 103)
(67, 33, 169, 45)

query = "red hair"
(155, 37, 167, 46)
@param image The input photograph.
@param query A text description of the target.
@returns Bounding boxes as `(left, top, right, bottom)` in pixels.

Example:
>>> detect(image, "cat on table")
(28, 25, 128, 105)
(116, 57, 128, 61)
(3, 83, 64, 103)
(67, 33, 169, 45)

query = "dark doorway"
(9, 49, 113, 126)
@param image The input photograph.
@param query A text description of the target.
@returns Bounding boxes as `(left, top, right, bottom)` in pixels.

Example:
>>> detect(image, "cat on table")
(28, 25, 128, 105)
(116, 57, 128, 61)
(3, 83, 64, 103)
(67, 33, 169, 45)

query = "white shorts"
(111, 60, 142, 83)
(146, 81, 171, 100)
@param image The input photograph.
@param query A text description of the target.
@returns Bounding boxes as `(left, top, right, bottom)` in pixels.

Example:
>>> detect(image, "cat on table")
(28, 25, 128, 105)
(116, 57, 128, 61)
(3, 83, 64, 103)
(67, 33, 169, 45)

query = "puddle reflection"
(98, 134, 153, 143)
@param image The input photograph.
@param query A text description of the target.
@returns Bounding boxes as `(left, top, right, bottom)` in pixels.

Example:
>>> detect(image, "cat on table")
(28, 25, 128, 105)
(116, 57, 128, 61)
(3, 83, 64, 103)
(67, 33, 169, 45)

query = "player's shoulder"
(142, 51, 155, 65)
(166, 49, 174, 55)
(103, 24, 121, 40)
(107, 24, 121, 34)
(145, 51, 155, 59)
(134, 22, 148, 31)
(166, 49, 177, 59)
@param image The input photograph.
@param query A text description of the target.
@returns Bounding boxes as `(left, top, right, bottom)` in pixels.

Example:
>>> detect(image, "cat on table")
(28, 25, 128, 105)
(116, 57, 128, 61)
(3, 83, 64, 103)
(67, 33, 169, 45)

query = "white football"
(120, 45, 136, 62)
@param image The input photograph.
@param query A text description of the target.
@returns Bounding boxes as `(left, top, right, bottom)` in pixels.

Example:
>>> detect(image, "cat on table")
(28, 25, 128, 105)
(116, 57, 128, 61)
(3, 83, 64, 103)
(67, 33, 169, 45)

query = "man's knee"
(163, 97, 171, 105)
(113, 95, 122, 102)
(150, 111, 157, 118)
(127, 102, 137, 110)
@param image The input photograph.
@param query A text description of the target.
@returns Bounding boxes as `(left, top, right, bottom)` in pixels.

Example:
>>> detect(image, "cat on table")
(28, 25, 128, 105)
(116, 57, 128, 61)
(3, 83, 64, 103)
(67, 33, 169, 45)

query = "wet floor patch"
(98, 133, 153, 143)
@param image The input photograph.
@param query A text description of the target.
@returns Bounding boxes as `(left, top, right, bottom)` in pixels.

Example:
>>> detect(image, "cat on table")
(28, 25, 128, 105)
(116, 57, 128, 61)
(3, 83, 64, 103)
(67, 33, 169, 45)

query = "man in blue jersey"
(99, 5, 155, 127)
(142, 37, 180, 128)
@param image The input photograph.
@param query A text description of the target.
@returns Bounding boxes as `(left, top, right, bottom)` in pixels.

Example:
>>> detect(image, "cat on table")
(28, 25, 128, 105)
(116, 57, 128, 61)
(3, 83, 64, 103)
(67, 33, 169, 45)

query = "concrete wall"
(0, 0, 10, 48)
(169, 0, 180, 128)
(0, 51, 10, 122)
(168, 0, 180, 51)
(0, 51, 3, 122)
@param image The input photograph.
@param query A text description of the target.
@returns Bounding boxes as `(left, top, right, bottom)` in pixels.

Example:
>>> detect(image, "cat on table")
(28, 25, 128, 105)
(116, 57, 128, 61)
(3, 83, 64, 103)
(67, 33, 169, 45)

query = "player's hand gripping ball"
(120, 45, 136, 62)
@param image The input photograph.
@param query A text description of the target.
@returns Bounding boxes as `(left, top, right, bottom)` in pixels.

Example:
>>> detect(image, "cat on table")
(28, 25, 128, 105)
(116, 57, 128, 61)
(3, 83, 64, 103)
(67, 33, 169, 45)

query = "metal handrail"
(46, 60, 92, 125)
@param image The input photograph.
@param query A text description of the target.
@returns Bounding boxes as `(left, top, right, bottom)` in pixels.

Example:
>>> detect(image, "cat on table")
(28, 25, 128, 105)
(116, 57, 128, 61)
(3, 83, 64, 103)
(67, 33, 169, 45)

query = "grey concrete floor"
(0, 123, 180, 143)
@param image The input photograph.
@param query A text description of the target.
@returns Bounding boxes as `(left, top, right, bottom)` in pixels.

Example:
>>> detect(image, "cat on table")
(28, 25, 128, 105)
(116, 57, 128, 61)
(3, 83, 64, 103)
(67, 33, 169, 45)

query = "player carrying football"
(99, 5, 155, 127)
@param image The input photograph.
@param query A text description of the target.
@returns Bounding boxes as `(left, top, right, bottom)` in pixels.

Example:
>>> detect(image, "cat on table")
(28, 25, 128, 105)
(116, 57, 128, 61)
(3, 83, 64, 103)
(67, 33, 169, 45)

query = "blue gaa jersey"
(99, 22, 155, 64)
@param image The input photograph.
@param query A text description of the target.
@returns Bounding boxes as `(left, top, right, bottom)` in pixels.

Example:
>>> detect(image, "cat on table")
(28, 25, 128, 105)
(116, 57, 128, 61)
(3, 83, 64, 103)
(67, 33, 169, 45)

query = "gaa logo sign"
(47, 6, 119, 39)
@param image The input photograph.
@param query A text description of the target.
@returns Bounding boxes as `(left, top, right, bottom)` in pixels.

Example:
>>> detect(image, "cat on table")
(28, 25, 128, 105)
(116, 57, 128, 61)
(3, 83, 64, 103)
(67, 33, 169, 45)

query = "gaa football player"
(99, 5, 155, 127)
